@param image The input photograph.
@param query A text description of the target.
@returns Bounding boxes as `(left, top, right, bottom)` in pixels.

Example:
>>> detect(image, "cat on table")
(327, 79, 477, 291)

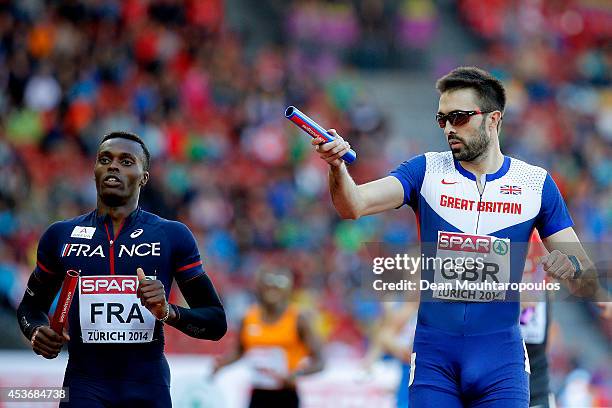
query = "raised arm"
(329, 164, 404, 219)
(313, 130, 415, 219)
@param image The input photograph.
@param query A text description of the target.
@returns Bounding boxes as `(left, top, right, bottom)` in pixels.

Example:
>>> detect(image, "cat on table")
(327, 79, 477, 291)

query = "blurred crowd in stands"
(0, 0, 609, 405)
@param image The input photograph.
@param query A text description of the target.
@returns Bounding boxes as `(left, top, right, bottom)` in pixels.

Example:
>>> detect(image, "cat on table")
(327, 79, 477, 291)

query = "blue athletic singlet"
(390, 152, 572, 407)
(34, 208, 205, 407)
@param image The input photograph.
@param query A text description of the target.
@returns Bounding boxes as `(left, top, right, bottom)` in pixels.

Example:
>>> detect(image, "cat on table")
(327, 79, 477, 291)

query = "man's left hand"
(136, 267, 169, 320)
(541, 250, 576, 280)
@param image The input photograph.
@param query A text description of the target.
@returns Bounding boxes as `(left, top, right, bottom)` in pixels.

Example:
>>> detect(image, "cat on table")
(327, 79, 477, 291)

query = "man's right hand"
(30, 326, 69, 359)
(312, 129, 351, 167)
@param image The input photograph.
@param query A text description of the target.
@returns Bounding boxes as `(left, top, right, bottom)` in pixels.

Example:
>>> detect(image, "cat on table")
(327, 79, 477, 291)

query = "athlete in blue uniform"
(311, 67, 598, 407)
(17, 131, 227, 407)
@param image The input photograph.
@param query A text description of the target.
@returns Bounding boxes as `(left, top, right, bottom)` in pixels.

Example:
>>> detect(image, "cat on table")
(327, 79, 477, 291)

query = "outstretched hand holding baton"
(311, 129, 354, 167)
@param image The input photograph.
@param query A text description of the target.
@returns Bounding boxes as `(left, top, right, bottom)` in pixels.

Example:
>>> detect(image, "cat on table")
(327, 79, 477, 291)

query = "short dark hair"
(100, 131, 150, 171)
(436, 67, 506, 113)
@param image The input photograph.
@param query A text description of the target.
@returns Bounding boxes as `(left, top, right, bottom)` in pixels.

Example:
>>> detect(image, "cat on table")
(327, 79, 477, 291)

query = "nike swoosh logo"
(441, 179, 458, 185)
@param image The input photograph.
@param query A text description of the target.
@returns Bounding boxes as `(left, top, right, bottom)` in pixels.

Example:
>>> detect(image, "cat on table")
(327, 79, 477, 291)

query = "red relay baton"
(50, 269, 80, 335)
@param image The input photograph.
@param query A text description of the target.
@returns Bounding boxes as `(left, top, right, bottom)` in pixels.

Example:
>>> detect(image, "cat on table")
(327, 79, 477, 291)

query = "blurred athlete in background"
(214, 264, 324, 408)
(363, 301, 418, 408)
(520, 232, 556, 408)
(17, 131, 227, 407)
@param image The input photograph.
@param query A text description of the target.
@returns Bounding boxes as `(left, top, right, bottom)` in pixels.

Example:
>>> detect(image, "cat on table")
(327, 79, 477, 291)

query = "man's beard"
(450, 120, 490, 162)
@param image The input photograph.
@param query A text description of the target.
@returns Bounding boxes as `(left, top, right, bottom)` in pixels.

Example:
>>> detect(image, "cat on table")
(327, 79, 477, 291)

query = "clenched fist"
(541, 250, 578, 280)
(31, 325, 69, 359)
(136, 268, 173, 321)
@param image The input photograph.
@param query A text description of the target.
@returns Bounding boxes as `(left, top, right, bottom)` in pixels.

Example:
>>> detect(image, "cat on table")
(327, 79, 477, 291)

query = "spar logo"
(80, 276, 147, 327)
(81, 276, 137, 294)
(438, 232, 491, 253)
(493, 239, 509, 255)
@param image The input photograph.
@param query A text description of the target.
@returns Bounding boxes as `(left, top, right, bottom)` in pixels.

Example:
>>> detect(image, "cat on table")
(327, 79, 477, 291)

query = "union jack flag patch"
(500, 185, 522, 195)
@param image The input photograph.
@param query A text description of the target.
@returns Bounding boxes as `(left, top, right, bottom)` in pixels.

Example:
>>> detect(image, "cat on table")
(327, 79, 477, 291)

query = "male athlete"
(17, 131, 227, 407)
(214, 265, 324, 408)
(311, 67, 598, 407)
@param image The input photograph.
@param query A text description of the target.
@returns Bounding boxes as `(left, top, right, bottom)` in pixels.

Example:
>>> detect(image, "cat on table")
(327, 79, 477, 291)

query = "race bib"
(79, 275, 156, 343)
(246, 347, 289, 390)
(433, 231, 511, 302)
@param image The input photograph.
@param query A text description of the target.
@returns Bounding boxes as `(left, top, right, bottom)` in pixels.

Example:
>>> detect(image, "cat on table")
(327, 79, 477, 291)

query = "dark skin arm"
(283, 311, 325, 387)
(212, 318, 246, 374)
(212, 311, 325, 386)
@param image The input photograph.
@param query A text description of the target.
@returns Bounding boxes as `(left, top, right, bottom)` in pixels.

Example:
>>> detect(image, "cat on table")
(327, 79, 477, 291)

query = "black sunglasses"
(436, 110, 492, 128)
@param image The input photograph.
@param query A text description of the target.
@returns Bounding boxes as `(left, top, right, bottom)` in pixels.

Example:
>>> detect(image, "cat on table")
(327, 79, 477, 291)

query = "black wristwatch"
(568, 255, 582, 279)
